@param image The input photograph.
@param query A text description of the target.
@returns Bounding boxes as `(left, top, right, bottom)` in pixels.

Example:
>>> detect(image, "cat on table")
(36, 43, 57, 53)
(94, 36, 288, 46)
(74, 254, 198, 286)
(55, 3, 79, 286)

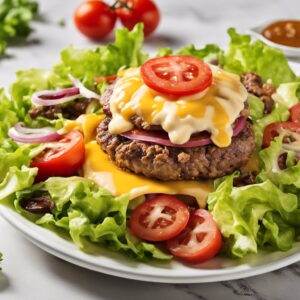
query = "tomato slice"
(31, 130, 85, 181)
(141, 56, 212, 97)
(166, 209, 222, 263)
(129, 195, 190, 242)
(262, 121, 300, 148)
(290, 103, 300, 123)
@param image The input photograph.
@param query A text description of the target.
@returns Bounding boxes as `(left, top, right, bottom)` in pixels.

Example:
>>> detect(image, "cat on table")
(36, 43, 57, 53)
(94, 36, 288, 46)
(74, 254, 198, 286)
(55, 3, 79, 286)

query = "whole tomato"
(74, 1, 117, 40)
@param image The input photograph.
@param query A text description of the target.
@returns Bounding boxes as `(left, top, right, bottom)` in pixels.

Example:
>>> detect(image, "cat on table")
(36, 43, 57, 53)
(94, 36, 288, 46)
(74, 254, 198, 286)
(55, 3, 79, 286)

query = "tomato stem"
(111, 0, 132, 10)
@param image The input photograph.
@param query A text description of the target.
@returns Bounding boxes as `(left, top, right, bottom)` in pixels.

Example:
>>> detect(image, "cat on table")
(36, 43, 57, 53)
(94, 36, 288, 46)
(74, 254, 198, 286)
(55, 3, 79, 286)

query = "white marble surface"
(1, 0, 300, 299)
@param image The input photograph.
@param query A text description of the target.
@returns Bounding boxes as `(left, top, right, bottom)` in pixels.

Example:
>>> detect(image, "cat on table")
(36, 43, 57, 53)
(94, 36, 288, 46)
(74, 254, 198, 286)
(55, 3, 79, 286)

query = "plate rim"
(1, 205, 300, 283)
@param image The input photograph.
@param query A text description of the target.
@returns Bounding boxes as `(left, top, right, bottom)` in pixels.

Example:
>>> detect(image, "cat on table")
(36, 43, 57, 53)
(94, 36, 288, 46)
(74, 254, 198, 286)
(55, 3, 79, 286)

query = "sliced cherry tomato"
(166, 209, 222, 263)
(129, 195, 190, 242)
(31, 130, 85, 181)
(290, 103, 300, 123)
(116, 0, 160, 37)
(262, 121, 300, 148)
(141, 56, 212, 97)
(74, 1, 117, 40)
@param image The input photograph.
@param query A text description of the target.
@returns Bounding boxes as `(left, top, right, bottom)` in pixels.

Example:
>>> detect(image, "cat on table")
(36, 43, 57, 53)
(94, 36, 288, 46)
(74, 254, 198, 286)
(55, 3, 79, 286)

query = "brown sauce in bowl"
(262, 20, 300, 47)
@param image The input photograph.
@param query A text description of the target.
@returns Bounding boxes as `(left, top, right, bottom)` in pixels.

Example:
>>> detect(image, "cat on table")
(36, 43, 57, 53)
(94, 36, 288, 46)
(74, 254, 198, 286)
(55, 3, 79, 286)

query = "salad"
(1, 23, 300, 264)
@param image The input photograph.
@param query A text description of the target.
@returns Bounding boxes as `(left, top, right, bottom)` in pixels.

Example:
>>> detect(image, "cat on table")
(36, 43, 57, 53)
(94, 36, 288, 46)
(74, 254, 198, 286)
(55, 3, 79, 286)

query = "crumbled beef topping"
(241, 72, 276, 114)
(29, 99, 96, 120)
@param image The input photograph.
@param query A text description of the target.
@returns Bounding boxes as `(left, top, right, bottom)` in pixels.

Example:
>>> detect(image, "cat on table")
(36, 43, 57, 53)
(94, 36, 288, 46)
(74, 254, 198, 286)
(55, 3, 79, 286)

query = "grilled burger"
(96, 55, 256, 181)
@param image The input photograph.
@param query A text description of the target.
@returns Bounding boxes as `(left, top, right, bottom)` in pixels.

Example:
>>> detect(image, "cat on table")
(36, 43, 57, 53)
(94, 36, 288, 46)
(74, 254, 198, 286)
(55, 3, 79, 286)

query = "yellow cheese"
(63, 114, 104, 143)
(83, 141, 212, 207)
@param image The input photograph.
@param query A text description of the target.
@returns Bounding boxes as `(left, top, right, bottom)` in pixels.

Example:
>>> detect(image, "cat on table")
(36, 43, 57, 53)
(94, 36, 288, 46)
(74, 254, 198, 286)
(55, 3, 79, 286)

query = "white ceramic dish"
(248, 20, 300, 58)
(1, 64, 300, 284)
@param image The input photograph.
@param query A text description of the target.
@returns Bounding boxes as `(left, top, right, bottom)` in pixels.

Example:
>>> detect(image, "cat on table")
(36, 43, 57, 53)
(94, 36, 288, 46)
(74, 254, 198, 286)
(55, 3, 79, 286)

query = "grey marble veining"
(0, 0, 300, 299)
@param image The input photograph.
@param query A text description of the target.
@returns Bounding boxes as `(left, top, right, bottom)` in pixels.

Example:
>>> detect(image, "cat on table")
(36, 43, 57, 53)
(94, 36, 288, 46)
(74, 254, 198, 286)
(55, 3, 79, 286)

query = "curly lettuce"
(220, 28, 296, 86)
(53, 23, 147, 89)
(15, 177, 171, 261)
(208, 174, 298, 257)
(156, 43, 222, 63)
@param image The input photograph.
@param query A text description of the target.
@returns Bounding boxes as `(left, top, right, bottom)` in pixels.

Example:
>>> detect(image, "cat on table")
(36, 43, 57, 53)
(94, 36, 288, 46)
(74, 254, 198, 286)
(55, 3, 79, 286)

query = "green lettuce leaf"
(0, 143, 38, 201)
(248, 94, 264, 122)
(15, 177, 171, 261)
(208, 174, 298, 258)
(53, 23, 147, 89)
(177, 44, 222, 62)
(220, 28, 296, 86)
(156, 43, 222, 62)
(0, 166, 36, 200)
(0, 88, 18, 144)
(258, 212, 295, 251)
(272, 82, 300, 108)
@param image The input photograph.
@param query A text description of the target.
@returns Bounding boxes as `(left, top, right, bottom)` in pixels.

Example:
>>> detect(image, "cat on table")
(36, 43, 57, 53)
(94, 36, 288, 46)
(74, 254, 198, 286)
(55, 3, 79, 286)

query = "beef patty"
(96, 117, 256, 181)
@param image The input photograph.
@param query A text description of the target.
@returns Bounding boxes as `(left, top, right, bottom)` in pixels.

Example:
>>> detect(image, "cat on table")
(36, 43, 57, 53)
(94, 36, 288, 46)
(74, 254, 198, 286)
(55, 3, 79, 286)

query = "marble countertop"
(0, 0, 300, 299)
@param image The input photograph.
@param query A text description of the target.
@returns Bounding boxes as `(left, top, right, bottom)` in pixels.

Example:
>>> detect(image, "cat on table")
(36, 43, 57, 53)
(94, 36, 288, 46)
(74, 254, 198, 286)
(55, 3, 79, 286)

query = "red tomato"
(116, 0, 160, 36)
(290, 103, 300, 123)
(141, 56, 213, 97)
(262, 121, 300, 148)
(74, 1, 117, 40)
(129, 195, 190, 242)
(31, 131, 85, 181)
(166, 209, 222, 263)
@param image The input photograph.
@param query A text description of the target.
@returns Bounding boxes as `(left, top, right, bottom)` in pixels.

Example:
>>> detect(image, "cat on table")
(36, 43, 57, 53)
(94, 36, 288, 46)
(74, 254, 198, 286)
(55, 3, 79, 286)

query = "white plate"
(0, 205, 300, 283)
(1, 64, 300, 284)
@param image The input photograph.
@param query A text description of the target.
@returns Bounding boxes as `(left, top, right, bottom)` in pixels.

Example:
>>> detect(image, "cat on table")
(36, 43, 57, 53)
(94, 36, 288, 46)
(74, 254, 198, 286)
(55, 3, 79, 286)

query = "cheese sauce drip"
(109, 66, 248, 147)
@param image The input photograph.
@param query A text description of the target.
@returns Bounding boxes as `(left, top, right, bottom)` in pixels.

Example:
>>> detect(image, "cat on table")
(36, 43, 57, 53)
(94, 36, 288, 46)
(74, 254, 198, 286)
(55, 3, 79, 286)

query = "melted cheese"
(109, 66, 248, 147)
(65, 113, 213, 207)
(84, 141, 212, 207)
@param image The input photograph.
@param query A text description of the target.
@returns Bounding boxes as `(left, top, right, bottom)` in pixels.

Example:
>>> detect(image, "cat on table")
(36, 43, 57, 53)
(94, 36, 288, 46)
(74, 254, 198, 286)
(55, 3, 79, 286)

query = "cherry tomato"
(141, 56, 213, 97)
(129, 195, 190, 242)
(31, 130, 85, 181)
(166, 209, 222, 263)
(116, 0, 160, 36)
(290, 103, 300, 123)
(74, 1, 117, 40)
(262, 121, 300, 148)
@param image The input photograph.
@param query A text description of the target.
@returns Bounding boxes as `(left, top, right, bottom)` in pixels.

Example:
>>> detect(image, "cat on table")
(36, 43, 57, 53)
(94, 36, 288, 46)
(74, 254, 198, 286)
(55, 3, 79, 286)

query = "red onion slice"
(32, 87, 80, 106)
(233, 116, 246, 136)
(121, 130, 211, 148)
(121, 117, 246, 148)
(69, 75, 101, 100)
(8, 123, 61, 144)
(31, 77, 101, 107)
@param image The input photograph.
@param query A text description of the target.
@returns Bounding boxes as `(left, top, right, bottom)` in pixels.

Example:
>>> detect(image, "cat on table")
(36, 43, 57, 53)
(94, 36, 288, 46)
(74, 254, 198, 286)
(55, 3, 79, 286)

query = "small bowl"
(248, 20, 300, 58)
